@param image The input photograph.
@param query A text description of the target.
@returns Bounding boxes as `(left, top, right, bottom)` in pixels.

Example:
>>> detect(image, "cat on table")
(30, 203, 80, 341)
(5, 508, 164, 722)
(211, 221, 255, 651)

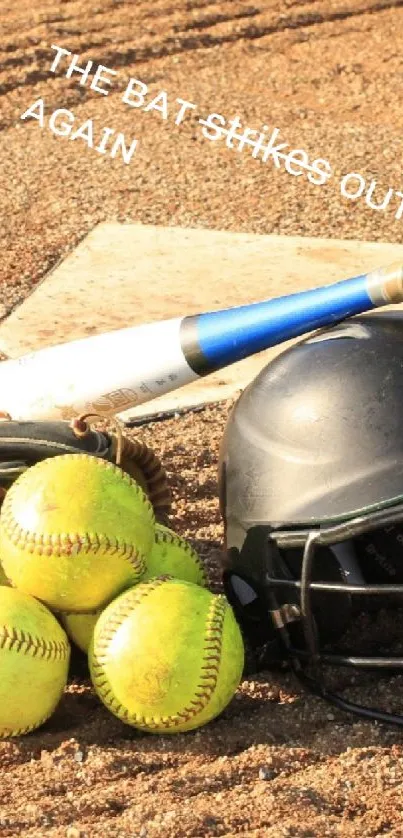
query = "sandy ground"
(3, 1, 403, 836)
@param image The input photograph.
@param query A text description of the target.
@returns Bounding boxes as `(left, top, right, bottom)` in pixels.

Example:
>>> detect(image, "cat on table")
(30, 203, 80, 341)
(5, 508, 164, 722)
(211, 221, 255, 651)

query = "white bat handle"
(0, 319, 197, 420)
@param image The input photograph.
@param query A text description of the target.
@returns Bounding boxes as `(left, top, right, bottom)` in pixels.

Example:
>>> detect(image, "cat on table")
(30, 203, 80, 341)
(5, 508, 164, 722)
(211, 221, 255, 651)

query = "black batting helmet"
(218, 312, 403, 725)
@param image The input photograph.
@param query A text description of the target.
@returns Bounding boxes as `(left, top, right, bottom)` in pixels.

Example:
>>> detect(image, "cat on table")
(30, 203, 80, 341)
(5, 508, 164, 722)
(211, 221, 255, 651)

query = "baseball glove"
(0, 415, 171, 522)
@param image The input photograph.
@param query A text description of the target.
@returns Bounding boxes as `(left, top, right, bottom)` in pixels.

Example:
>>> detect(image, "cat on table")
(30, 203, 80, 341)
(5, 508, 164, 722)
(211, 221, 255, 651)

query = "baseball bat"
(0, 261, 402, 421)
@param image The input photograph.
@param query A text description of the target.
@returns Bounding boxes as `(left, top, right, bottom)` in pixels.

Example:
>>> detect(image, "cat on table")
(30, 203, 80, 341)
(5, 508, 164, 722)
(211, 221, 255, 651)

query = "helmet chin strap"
(295, 666, 403, 727)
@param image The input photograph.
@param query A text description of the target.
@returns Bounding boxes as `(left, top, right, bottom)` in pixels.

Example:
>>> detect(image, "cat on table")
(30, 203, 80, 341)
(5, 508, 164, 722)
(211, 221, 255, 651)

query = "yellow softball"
(142, 523, 207, 586)
(60, 609, 101, 654)
(0, 586, 70, 737)
(89, 577, 244, 734)
(0, 454, 155, 613)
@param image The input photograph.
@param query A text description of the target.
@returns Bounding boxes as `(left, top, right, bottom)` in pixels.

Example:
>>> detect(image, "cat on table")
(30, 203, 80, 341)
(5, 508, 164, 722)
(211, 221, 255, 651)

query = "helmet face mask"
(219, 313, 403, 726)
(224, 508, 403, 724)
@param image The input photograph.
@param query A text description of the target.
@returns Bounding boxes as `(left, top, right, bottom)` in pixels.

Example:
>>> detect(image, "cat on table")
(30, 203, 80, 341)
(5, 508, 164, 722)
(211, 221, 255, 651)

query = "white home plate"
(1, 223, 402, 421)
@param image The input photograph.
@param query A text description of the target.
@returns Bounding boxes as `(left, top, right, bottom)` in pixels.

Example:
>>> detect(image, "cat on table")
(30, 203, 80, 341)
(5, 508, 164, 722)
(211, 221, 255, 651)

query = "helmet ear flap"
(223, 528, 307, 670)
(223, 526, 282, 652)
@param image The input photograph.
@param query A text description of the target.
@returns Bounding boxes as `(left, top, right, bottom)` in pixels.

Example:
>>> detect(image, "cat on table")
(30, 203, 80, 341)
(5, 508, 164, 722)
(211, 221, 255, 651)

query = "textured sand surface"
(2, 2, 403, 836)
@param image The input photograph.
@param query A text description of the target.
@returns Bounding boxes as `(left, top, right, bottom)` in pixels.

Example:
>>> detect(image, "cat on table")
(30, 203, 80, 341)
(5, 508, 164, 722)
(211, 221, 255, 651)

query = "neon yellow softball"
(0, 586, 70, 736)
(89, 577, 244, 734)
(0, 454, 155, 612)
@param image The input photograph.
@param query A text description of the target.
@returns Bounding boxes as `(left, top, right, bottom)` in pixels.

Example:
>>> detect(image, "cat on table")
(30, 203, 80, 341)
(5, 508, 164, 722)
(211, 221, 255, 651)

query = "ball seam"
(0, 505, 146, 580)
(0, 624, 70, 660)
(91, 577, 168, 720)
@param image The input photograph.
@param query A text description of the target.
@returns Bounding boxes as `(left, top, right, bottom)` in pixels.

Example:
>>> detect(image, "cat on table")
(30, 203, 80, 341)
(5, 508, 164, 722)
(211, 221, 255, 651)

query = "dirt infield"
(3, 1, 403, 836)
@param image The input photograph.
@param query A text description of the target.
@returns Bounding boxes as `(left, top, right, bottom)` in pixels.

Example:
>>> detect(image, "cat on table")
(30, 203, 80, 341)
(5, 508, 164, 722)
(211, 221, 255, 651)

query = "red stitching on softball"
(0, 504, 146, 580)
(0, 625, 69, 661)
